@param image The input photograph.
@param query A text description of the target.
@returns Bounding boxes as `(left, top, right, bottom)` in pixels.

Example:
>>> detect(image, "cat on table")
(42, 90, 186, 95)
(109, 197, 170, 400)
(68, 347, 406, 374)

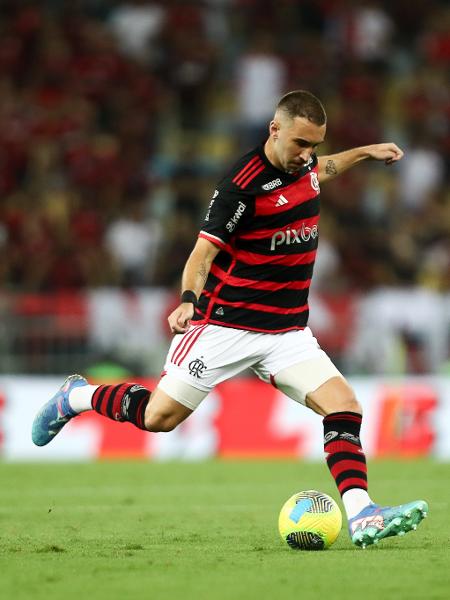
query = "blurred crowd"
(0, 0, 449, 293)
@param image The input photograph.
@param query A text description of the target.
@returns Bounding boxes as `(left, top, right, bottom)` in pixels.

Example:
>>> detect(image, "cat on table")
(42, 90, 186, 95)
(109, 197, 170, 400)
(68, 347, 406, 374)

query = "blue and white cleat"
(32, 374, 88, 446)
(349, 500, 428, 548)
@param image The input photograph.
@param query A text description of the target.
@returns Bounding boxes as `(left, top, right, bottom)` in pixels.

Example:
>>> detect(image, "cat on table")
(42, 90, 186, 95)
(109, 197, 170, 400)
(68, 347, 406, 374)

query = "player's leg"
(31, 372, 207, 446)
(275, 363, 429, 548)
(89, 379, 202, 432)
(262, 329, 428, 548)
(32, 374, 92, 446)
(306, 374, 373, 519)
(271, 359, 374, 518)
(305, 375, 428, 547)
(144, 378, 207, 431)
(254, 332, 373, 519)
(32, 323, 255, 446)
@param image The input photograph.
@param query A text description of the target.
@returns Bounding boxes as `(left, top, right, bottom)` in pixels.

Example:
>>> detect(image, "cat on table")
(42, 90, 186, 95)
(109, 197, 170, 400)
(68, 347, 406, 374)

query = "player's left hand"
(366, 143, 404, 165)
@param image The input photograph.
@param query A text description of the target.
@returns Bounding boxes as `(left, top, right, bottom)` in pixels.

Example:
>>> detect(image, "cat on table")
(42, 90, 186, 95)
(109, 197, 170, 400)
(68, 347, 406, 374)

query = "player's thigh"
(273, 353, 348, 413)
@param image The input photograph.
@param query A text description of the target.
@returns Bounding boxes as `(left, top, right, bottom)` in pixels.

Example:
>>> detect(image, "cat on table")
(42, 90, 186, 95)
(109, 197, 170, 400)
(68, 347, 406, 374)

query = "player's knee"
(329, 385, 361, 415)
(144, 412, 179, 433)
(341, 392, 362, 414)
(308, 377, 362, 416)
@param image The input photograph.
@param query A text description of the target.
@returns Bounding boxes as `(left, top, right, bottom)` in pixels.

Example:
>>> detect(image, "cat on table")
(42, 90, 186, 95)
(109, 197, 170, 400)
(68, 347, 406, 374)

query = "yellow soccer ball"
(278, 490, 342, 550)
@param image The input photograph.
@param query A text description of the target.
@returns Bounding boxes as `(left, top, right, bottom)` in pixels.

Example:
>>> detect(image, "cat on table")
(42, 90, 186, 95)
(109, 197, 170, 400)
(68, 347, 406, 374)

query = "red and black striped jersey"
(193, 144, 321, 333)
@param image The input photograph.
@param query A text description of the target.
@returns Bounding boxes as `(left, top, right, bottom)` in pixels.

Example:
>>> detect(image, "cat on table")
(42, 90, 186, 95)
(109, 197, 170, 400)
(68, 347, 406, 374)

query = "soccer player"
(32, 90, 428, 548)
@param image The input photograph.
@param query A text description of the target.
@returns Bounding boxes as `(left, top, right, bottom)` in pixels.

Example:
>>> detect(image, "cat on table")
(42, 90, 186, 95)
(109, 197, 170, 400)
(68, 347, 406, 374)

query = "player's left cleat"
(31, 374, 88, 446)
(349, 500, 428, 548)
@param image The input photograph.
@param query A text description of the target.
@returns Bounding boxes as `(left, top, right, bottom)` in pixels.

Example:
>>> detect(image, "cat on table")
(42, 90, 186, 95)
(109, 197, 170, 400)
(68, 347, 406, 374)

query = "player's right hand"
(167, 303, 195, 334)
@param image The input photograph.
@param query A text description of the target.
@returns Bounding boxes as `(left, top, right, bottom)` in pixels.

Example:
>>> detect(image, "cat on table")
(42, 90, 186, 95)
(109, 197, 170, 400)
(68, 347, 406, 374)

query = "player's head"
(267, 90, 327, 174)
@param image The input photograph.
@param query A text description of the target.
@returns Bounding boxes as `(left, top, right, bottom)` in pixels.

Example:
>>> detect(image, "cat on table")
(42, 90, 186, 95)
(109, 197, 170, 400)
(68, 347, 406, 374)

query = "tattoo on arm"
(325, 160, 338, 176)
(198, 262, 208, 285)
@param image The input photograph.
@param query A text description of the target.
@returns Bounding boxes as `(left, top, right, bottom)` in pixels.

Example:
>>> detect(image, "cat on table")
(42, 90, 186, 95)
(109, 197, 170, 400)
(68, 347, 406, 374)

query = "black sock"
(323, 411, 368, 497)
(91, 383, 150, 430)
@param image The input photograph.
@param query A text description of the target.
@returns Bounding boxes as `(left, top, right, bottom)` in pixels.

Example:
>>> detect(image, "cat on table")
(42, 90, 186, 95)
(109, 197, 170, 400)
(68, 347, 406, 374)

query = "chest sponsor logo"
(310, 172, 320, 192)
(262, 178, 282, 191)
(226, 201, 246, 233)
(270, 223, 319, 251)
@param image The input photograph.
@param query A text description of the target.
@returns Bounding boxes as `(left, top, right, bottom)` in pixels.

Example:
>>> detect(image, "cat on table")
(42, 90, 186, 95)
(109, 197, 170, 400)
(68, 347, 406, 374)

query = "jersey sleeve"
(199, 184, 250, 249)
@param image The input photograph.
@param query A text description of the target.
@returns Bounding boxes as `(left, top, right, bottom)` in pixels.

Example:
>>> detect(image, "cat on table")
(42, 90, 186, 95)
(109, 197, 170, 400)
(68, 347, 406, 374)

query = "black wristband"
(181, 290, 198, 307)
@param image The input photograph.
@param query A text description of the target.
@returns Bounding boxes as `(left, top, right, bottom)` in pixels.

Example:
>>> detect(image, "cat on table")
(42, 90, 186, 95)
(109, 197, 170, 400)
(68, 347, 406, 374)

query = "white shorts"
(158, 324, 343, 410)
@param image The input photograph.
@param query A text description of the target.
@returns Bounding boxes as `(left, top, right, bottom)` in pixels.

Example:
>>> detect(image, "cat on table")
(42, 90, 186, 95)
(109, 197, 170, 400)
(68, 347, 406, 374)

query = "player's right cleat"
(349, 500, 428, 548)
(31, 374, 88, 446)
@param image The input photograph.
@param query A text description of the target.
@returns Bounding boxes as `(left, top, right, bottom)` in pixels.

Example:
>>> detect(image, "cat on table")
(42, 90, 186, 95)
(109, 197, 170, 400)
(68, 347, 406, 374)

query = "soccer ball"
(278, 490, 342, 550)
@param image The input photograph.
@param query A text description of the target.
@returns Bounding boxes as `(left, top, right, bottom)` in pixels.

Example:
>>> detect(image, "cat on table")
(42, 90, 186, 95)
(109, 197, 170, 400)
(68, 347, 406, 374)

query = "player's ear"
(269, 120, 280, 139)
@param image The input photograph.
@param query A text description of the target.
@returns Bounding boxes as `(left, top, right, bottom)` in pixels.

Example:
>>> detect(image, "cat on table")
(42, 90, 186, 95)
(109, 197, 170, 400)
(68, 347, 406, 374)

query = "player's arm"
(317, 143, 404, 184)
(168, 237, 220, 334)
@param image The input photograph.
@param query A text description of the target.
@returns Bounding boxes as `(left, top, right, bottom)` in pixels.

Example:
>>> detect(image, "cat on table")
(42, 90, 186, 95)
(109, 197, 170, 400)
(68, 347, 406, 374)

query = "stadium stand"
(0, 0, 448, 375)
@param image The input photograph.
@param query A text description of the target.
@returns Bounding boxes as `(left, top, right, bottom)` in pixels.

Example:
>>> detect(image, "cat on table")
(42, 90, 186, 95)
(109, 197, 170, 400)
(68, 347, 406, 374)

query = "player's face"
(270, 115, 326, 174)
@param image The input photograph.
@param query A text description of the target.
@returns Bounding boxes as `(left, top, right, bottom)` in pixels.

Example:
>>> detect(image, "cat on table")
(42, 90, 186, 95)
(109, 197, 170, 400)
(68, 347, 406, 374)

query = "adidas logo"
(275, 194, 288, 207)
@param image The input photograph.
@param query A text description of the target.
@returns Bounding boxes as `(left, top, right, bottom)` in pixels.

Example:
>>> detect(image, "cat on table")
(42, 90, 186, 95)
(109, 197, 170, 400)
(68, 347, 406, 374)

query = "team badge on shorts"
(188, 358, 207, 378)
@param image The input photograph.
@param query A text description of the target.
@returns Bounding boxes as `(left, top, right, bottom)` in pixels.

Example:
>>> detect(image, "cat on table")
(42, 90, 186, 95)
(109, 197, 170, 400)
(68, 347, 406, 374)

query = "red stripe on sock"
(136, 398, 147, 429)
(110, 383, 130, 420)
(324, 414, 362, 423)
(330, 459, 367, 480)
(338, 477, 368, 494)
(91, 386, 103, 411)
(99, 385, 114, 416)
(324, 440, 362, 455)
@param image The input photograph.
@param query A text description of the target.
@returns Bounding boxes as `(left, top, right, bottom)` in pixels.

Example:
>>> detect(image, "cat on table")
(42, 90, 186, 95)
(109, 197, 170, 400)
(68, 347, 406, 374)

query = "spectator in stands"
(235, 31, 287, 149)
(105, 198, 162, 287)
(107, 0, 166, 64)
(0, 1, 447, 304)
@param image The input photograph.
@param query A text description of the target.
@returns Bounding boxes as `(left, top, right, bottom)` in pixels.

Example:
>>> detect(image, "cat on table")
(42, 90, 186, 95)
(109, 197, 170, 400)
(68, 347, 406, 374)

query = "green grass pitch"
(0, 460, 449, 600)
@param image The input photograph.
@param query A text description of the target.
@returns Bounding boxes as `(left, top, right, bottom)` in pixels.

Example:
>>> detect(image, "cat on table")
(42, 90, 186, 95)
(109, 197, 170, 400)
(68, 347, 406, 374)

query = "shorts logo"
(189, 358, 207, 378)
(215, 307, 224, 316)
